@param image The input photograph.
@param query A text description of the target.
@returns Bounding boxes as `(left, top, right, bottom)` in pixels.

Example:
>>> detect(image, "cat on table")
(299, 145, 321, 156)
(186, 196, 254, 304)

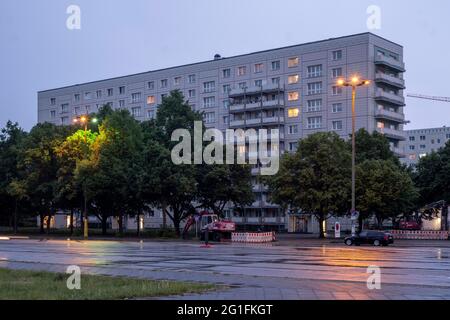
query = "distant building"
(402, 126, 450, 166)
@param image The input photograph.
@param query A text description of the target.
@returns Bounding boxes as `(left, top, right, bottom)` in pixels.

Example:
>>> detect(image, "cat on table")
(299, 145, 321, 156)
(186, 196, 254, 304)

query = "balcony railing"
(230, 120, 245, 127)
(374, 109, 405, 123)
(375, 90, 405, 106)
(375, 73, 405, 89)
(228, 83, 284, 97)
(377, 127, 407, 141)
(375, 54, 405, 72)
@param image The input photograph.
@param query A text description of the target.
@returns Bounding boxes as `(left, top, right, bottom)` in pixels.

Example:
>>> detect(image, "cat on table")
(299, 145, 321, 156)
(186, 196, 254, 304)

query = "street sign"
(335, 222, 341, 238)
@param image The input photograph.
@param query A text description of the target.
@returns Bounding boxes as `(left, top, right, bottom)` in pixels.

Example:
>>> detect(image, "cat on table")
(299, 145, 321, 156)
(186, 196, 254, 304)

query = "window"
(73, 106, 80, 115)
(96, 90, 103, 98)
(238, 82, 247, 89)
(237, 66, 246, 76)
(420, 135, 426, 141)
(420, 145, 426, 149)
(255, 80, 263, 87)
(203, 96, 215, 108)
(332, 103, 343, 113)
(188, 74, 196, 84)
(307, 99, 322, 112)
(332, 120, 343, 131)
(332, 68, 343, 78)
(332, 50, 343, 61)
(223, 116, 229, 124)
(223, 100, 230, 109)
(288, 91, 299, 101)
(223, 84, 231, 94)
(161, 79, 168, 88)
(307, 82, 322, 95)
(61, 103, 69, 113)
(288, 108, 300, 118)
(222, 69, 231, 78)
(188, 89, 196, 98)
(74, 94, 80, 101)
(446, 134, 450, 139)
(119, 86, 125, 95)
(106, 101, 113, 108)
(203, 112, 215, 124)
(271, 60, 280, 71)
(50, 98, 56, 105)
(409, 136, 416, 141)
(85, 105, 91, 114)
(271, 77, 280, 85)
(84, 92, 92, 100)
(61, 117, 69, 125)
(288, 75, 299, 84)
(289, 142, 298, 151)
(409, 145, 415, 150)
(307, 116, 322, 129)
(307, 65, 322, 78)
(254, 63, 264, 73)
(50, 110, 56, 118)
(131, 107, 141, 117)
(131, 92, 142, 103)
(147, 95, 155, 105)
(107, 88, 113, 96)
(119, 100, 125, 108)
(288, 57, 299, 68)
(147, 110, 155, 119)
(332, 86, 343, 95)
(408, 154, 416, 160)
(203, 81, 215, 93)
(147, 81, 155, 90)
(174, 77, 181, 86)
(288, 125, 299, 134)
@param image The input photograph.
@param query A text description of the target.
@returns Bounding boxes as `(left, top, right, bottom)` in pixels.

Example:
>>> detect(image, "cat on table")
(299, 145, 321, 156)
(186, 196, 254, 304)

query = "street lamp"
(72, 115, 97, 239)
(336, 76, 370, 235)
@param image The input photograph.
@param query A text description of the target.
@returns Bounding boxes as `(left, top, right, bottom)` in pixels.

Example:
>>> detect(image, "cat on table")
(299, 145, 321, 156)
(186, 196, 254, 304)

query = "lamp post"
(73, 115, 97, 239)
(336, 76, 370, 235)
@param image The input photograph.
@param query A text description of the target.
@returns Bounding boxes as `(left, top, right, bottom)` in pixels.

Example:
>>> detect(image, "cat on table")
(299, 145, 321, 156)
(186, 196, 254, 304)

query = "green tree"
(267, 132, 351, 238)
(356, 160, 418, 229)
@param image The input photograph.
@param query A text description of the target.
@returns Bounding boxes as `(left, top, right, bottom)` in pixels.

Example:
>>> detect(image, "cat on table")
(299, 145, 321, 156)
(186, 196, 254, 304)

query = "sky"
(0, 0, 449, 131)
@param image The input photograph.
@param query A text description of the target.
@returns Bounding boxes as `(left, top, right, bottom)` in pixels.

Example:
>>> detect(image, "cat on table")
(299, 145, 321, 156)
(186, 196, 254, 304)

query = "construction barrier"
(390, 230, 449, 240)
(232, 232, 276, 243)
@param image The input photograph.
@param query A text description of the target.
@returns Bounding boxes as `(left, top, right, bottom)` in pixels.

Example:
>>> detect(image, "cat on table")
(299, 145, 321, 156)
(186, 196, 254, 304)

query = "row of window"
(409, 134, 450, 142)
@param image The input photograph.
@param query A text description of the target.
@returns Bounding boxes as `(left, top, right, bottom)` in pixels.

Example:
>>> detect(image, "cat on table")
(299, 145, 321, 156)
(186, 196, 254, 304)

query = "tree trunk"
(173, 213, 181, 237)
(136, 213, 141, 237)
(46, 213, 51, 235)
(162, 204, 167, 229)
(13, 199, 18, 235)
(39, 213, 44, 234)
(101, 214, 108, 236)
(69, 208, 74, 236)
(318, 215, 325, 239)
(118, 213, 123, 236)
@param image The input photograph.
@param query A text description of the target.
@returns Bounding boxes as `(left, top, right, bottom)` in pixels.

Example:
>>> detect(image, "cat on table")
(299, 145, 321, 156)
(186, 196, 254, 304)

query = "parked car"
(344, 231, 394, 247)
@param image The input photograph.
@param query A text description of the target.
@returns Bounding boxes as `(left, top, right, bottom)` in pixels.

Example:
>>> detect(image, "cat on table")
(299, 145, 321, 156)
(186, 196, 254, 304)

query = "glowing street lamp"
(336, 76, 371, 235)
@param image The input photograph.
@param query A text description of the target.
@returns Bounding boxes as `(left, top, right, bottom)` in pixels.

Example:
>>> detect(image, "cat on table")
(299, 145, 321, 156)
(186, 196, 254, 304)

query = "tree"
(0, 121, 27, 232)
(356, 160, 418, 229)
(353, 129, 400, 165)
(266, 132, 351, 238)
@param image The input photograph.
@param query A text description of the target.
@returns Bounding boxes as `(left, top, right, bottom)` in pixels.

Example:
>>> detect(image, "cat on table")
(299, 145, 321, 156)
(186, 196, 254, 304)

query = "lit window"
(237, 66, 246, 76)
(288, 75, 299, 84)
(288, 108, 300, 118)
(254, 63, 264, 73)
(408, 154, 416, 160)
(288, 92, 299, 101)
(147, 96, 156, 105)
(288, 57, 299, 68)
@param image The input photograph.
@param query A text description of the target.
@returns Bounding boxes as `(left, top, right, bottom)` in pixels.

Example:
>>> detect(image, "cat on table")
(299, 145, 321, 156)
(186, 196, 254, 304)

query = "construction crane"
(407, 93, 450, 103)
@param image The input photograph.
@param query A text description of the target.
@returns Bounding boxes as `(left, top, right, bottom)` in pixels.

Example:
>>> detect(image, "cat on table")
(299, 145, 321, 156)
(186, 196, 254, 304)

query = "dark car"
(345, 231, 394, 247)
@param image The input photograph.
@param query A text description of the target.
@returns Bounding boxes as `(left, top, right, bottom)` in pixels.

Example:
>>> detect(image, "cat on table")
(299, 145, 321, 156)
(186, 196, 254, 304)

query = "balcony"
(230, 119, 245, 128)
(228, 83, 284, 97)
(375, 90, 405, 106)
(246, 118, 262, 126)
(374, 54, 405, 72)
(263, 116, 285, 124)
(377, 127, 407, 141)
(230, 104, 245, 112)
(262, 99, 285, 108)
(247, 217, 262, 224)
(375, 73, 405, 89)
(391, 147, 406, 158)
(374, 109, 405, 123)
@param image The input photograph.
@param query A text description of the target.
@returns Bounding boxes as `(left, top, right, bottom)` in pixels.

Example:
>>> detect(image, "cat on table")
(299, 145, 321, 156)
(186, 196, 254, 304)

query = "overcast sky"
(1, 0, 449, 131)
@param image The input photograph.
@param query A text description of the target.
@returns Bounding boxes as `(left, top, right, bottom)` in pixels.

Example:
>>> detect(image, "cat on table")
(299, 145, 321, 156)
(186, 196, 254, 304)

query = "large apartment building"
(402, 126, 450, 167)
(38, 32, 406, 233)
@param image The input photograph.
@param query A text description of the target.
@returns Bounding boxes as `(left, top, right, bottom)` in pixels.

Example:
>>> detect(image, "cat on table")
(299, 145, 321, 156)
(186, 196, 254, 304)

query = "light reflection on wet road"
(1, 239, 450, 299)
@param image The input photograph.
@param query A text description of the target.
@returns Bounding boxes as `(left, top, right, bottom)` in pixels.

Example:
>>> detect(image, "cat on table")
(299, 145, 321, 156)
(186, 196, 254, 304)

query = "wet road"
(1, 239, 450, 300)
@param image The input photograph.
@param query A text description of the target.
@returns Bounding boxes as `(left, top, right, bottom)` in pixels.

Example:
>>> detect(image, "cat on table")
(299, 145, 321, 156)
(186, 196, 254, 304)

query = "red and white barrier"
(390, 230, 449, 240)
(232, 232, 276, 243)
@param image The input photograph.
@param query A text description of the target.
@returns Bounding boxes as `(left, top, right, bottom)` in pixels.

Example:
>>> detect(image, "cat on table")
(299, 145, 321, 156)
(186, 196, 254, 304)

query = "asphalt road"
(1, 238, 450, 300)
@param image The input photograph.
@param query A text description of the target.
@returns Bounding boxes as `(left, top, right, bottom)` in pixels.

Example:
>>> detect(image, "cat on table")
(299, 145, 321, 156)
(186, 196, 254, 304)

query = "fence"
(231, 232, 276, 243)
(390, 230, 449, 240)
